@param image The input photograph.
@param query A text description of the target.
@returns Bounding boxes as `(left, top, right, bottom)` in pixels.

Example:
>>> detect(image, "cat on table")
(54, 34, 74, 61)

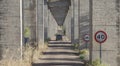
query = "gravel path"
(32, 41, 84, 66)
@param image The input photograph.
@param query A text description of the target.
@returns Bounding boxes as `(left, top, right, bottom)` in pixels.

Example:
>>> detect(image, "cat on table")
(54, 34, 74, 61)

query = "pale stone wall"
(24, 0, 37, 44)
(37, 0, 44, 44)
(48, 10, 58, 40)
(0, 0, 20, 59)
(72, 0, 79, 44)
(116, 0, 120, 66)
(63, 7, 72, 40)
(71, 0, 74, 43)
(79, 0, 90, 49)
(116, 0, 120, 54)
(44, 1, 49, 41)
(92, 0, 118, 66)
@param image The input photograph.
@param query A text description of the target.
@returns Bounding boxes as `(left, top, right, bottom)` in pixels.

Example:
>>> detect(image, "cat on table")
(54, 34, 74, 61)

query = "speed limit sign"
(94, 30, 107, 63)
(83, 34, 89, 42)
(95, 30, 107, 44)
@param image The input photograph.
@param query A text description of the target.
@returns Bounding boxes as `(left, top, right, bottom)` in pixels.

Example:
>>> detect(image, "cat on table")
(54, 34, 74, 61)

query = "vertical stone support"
(73, 0, 79, 44)
(71, 0, 74, 43)
(37, 0, 44, 44)
(116, 0, 120, 65)
(92, 0, 118, 66)
(63, 7, 72, 41)
(44, 0, 49, 41)
(24, 0, 37, 44)
(48, 10, 58, 40)
(79, 0, 90, 49)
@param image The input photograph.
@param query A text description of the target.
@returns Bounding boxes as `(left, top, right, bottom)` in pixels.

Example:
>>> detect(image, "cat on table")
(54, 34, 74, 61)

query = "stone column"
(73, 0, 79, 44)
(63, 6, 72, 41)
(44, 0, 49, 41)
(79, 0, 90, 49)
(71, 0, 74, 43)
(37, 0, 44, 44)
(24, 0, 37, 44)
(116, 0, 120, 65)
(48, 10, 58, 40)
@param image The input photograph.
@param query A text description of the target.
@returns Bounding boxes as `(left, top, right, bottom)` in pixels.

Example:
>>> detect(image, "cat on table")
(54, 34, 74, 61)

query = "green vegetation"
(86, 59, 110, 66)
(0, 42, 48, 66)
(79, 49, 89, 60)
(72, 44, 79, 50)
(91, 59, 110, 66)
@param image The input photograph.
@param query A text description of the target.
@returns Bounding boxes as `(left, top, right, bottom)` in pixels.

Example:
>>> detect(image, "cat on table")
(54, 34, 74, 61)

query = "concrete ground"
(32, 41, 84, 66)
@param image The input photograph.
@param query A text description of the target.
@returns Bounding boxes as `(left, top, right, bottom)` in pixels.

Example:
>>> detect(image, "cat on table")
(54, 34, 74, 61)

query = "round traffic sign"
(95, 30, 107, 43)
(83, 34, 90, 42)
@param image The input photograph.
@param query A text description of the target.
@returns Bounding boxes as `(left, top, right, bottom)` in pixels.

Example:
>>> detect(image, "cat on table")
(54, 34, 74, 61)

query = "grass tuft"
(0, 42, 48, 66)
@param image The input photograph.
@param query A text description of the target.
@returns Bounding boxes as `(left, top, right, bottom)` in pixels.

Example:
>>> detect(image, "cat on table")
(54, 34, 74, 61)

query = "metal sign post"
(100, 43, 102, 63)
(94, 30, 107, 63)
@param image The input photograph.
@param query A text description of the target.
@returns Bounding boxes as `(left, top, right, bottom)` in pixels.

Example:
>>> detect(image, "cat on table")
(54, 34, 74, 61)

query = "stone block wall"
(48, 10, 58, 40)
(92, 0, 118, 66)
(37, 0, 44, 44)
(24, 0, 37, 44)
(79, 0, 90, 49)
(72, 0, 79, 44)
(63, 6, 72, 41)
(0, 0, 21, 59)
(116, 0, 120, 66)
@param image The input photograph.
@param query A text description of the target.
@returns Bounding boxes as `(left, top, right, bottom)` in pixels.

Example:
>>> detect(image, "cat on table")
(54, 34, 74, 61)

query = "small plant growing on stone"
(73, 44, 79, 50)
(79, 49, 89, 61)
(86, 59, 110, 66)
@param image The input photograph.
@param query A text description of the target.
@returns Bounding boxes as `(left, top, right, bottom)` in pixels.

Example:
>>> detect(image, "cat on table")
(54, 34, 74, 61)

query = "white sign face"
(95, 31, 107, 43)
(84, 34, 89, 42)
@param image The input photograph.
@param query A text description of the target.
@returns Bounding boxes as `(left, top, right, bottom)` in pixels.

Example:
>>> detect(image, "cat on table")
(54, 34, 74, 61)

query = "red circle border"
(94, 30, 107, 44)
(83, 34, 90, 42)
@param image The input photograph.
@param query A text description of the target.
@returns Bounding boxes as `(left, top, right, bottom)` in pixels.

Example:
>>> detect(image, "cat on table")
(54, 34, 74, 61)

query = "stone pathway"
(32, 41, 84, 66)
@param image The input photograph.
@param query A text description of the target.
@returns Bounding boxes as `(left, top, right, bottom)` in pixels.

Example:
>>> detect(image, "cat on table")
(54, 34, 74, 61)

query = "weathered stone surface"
(72, 0, 79, 44)
(0, 0, 20, 59)
(24, 0, 37, 43)
(63, 6, 72, 41)
(37, 0, 44, 43)
(48, 10, 58, 39)
(79, 0, 90, 49)
(92, 0, 118, 66)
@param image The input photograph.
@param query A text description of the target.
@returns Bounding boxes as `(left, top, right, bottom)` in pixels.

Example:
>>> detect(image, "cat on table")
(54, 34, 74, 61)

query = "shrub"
(92, 59, 110, 66)
(79, 49, 89, 61)
(0, 43, 48, 66)
(86, 59, 110, 66)
(72, 44, 79, 50)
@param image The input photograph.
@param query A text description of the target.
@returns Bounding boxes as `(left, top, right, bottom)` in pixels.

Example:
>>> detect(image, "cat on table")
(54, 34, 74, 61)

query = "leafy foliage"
(79, 49, 89, 60)
(87, 59, 110, 66)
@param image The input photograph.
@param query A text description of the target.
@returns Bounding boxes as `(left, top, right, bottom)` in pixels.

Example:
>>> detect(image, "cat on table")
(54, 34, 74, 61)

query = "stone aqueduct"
(0, 0, 120, 66)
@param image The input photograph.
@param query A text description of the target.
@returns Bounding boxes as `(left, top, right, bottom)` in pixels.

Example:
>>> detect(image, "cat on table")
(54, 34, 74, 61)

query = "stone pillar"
(79, 0, 90, 49)
(73, 0, 79, 44)
(37, 0, 44, 44)
(116, 0, 120, 65)
(92, 0, 118, 66)
(48, 10, 58, 40)
(71, 0, 74, 43)
(63, 7, 72, 41)
(44, 0, 49, 41)
(24, 0, 37, 44)
(0, 0, 20, 59)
